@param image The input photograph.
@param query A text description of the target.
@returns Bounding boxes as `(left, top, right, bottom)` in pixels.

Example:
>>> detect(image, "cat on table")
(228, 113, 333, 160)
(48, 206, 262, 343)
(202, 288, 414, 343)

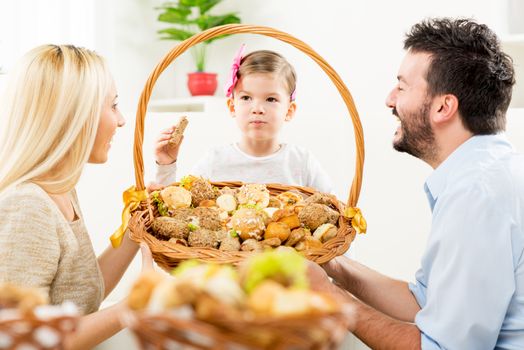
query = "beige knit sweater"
(0, 182, 104, 314)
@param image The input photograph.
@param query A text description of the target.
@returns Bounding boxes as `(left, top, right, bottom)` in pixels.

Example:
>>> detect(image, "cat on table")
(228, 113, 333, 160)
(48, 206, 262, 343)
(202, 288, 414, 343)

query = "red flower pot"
(187, 72, 218, 96)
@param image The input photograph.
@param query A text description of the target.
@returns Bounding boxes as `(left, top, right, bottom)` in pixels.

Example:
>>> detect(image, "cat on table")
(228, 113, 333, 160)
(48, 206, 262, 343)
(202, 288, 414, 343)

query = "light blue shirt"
(409, 134, 524, 350)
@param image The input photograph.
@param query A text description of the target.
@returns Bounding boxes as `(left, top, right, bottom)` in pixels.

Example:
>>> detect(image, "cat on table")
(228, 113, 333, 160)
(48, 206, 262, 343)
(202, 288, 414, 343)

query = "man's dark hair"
(404, 18, 515, 134)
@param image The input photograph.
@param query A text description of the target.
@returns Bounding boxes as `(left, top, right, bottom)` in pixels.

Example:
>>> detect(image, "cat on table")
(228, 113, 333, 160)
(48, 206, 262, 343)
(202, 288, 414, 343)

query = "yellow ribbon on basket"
(110, 186, 148, 248)
(344, 207, 367, 234)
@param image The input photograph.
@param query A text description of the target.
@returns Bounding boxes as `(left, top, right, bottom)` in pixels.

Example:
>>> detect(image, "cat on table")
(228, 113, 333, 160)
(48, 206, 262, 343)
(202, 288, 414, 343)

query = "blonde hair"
(238, 50, 296, 97)
(0, 44, 112, 194)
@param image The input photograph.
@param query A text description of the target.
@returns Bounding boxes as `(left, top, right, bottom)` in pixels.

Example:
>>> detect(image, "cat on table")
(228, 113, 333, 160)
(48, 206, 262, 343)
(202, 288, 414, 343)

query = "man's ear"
(432, 94, 459, 125)
(226, 97, 235, 117)
(285, 101, 297, 121)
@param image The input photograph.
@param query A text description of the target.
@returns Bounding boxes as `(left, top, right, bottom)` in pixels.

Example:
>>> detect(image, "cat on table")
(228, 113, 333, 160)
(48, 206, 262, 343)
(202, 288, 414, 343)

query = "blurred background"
(0, 1, 523, 348)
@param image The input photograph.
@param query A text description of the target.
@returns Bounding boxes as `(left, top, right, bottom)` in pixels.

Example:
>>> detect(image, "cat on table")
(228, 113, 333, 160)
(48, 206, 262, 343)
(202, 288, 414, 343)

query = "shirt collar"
(424, 133, 512, 210)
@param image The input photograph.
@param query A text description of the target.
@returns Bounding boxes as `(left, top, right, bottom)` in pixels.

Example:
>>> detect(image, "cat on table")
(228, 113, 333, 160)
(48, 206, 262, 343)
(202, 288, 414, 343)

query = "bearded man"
(310, 18, 523, 350)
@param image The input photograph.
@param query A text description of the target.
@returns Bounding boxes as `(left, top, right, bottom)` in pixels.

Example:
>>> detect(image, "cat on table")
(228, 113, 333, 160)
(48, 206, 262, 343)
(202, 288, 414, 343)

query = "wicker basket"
(126, 24, 365, 269)
(0, 312, 77, 350)
(126, 307, 351, 350)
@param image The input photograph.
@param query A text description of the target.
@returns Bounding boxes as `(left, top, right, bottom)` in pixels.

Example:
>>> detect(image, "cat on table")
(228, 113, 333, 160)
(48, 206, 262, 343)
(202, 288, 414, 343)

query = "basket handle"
(133, 24, 364, 208)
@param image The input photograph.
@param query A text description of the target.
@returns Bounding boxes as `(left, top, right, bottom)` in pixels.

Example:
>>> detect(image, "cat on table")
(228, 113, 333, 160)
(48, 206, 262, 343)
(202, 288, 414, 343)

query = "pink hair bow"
(290, 89, 296, 101)
(225, 44, 246, 97)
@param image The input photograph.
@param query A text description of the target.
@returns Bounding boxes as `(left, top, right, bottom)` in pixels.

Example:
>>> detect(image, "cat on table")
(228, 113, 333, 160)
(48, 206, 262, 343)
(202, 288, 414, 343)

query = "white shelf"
(502, 34, 524, 46)
(148, 96, 226, 113)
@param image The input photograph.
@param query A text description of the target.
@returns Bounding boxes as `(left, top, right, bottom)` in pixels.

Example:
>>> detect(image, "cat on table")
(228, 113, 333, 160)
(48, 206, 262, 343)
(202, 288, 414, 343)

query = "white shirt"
(408, 134, 524, 350)
(156, 143, 333, 193)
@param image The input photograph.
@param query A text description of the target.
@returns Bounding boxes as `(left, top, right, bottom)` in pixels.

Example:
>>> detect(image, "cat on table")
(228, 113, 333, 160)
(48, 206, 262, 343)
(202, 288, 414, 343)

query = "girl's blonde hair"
(0, 44, 112, 194)
(238, 50, 296, 97)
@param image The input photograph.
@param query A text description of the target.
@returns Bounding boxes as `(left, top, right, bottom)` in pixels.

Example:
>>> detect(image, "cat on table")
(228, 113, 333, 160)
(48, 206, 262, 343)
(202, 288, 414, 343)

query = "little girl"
(155, 46, 332, 193)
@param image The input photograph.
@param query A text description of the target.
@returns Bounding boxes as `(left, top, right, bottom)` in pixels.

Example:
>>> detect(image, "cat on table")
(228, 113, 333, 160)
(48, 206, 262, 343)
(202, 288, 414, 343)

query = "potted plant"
(156, 0, 241, 96)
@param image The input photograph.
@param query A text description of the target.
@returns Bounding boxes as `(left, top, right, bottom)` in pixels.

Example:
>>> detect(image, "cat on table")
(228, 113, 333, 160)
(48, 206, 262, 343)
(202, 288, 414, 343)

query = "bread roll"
(169, 116, 188, 145)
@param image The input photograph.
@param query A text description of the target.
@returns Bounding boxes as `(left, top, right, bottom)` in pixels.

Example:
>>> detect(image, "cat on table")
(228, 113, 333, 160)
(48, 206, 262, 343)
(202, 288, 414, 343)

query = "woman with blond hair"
(0, 44, 150, 348)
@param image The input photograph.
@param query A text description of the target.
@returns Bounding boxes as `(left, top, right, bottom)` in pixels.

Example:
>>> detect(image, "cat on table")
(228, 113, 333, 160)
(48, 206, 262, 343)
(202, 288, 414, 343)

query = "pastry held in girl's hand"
(168, 116, 188, 146)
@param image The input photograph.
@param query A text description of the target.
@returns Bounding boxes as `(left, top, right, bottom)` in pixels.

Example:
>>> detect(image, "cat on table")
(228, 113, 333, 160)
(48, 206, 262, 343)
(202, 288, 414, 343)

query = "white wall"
(2, 1, 523, 349)
(80, 0, 515, 292)
(81, 2, 523, 348)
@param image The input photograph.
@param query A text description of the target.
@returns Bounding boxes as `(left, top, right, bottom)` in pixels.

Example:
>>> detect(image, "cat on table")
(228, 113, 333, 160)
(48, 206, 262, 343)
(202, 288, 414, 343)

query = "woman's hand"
(140, 243, 154, 272)
(154, 125, 183, 165)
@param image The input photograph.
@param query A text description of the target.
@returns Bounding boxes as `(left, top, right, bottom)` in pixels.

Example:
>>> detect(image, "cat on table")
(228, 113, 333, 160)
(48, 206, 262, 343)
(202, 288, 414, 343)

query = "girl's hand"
(154, 125, 184, 165)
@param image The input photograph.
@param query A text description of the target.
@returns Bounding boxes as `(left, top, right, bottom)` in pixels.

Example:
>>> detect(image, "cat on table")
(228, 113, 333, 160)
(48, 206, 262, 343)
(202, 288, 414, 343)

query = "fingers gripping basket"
(126, 24, 365, 269)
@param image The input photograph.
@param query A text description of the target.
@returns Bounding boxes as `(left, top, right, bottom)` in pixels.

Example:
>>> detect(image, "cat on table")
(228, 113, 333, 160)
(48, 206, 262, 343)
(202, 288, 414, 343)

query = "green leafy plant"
(157, 0, 241, 72)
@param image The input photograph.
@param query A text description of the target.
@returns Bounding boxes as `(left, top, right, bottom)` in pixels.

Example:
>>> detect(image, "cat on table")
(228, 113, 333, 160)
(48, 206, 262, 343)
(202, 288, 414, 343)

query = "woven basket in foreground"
(126, 307, 351, 350)
(0, 312, 77, 350)
(127, 24, 365, 268)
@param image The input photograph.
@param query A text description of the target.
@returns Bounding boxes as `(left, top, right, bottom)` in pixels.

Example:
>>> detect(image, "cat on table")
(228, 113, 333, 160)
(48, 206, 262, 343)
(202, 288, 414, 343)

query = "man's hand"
(307, 260, 351, 299)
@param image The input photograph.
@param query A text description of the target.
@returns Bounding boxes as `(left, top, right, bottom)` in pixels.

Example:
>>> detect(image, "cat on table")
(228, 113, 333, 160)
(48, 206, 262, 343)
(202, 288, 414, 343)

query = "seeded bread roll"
(169, 116, 188, 145)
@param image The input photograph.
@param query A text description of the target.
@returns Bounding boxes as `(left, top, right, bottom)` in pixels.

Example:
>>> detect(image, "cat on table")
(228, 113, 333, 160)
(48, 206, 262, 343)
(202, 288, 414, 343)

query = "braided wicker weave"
(0, 314, 77, 349)
(127, 308, 350, 350)
(127, 23, 364, 269)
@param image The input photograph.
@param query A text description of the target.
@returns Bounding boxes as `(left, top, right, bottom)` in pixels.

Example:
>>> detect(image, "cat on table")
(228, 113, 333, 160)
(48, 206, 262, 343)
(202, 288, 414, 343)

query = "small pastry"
(160, 186, 192, 210)
(277, 191, 304, 207)
(128, 272, 165, 310)
(237, 183, 270, 208)
(278, 214, 301, 230)
(303, 192, 336, 207)
(264, 222, 291, 242)
(263, 207, 280, 219)
(188, 228, 219, 248)
(313, 223, 338, 243)
(273, 208, 301, 229)
(298, 203, 339, 230)
(294, 236, 322, 251)
(216, 193, 237, 212)
(150, 216, 190, 240)
(198, 199, 217, 208)
(219, 234, 241, 252)
(192, 207, 223, 230)
(285, 227, 310, 246)
(169, 116, 188, 146)
(260, 237, 282, 247)
(230, 208, 266, 240)
(240, 238, 263, 252)
(305, 236, 323, 249)
(180, 175, 217, 207)
(247, 280, 285, 315)
(219, 186, 238, 197)
(268, 196, 283, 209)
(0, 283, 48, 314)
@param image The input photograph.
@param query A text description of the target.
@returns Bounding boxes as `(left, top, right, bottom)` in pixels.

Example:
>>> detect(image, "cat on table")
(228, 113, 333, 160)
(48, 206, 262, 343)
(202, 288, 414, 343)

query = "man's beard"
(392, 100, 437, 163)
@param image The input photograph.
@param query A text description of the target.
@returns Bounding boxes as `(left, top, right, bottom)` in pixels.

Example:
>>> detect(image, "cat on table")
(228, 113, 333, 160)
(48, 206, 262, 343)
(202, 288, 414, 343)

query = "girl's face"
(88, 82, 125, 164)
(228, 73, 296, 142)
